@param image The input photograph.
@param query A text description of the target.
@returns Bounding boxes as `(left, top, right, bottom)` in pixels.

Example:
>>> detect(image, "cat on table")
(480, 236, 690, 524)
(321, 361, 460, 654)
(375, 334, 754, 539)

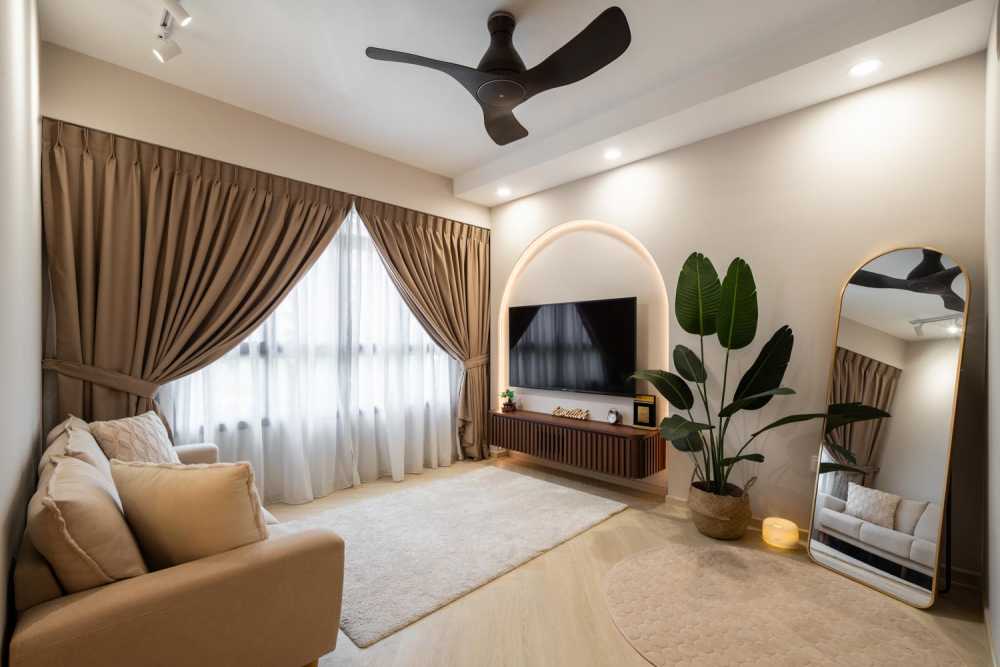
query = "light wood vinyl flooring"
(267, 459, 991, 667)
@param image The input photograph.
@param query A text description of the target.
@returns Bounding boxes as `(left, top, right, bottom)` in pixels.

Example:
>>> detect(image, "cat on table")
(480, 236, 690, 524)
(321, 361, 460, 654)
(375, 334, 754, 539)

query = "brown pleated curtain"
(826, 346, 901, 494)
(41, 119, 353, 422)
(355, 198, 491, 459)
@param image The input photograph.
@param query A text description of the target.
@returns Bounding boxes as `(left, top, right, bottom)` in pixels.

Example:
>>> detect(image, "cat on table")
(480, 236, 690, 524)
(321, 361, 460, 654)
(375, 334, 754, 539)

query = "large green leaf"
(825, 402, 890, 435)
(822, 439, 857, 465)
(749, 412, 827, 438)
(731, 326, 794, 410)
(673, 431, 704, 452)
(719, 387, 794, 418)
(675, 253, 721, 336)
(722, 453, 765, 467)
(717, 258, 758, 350)
(659, 414, 714, 442)
(632, 370, 693, 410)
(673, 344, 707, 383)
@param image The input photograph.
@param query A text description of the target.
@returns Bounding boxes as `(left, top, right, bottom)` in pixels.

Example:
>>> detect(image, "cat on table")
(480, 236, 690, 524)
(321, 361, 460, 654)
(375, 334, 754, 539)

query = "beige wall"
(0, 0, 41, 651)
(837, 317, 907, 369)
(38, 44, 489, 229)
(876, 338, 961, 504)
(984, 0, 999, 657)
(490, 54, 986, 573)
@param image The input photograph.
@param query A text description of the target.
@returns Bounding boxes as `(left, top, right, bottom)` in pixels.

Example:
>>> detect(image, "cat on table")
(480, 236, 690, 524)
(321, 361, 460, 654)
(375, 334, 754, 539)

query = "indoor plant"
(635, 252, 885, 539)
(500, 389, 516, 412)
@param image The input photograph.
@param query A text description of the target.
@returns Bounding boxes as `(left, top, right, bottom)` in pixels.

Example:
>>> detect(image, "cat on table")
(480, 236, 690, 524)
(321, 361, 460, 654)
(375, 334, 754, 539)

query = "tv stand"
(489, 410, 666, 480)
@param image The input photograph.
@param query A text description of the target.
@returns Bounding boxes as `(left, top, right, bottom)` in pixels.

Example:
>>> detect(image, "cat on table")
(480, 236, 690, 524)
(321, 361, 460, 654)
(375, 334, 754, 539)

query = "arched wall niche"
(495, 220, 670, 489)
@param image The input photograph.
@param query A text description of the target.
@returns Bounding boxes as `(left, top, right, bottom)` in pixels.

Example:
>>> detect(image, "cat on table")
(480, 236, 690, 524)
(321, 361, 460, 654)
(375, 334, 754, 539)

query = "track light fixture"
(161, 0, 192, 27)
(153, 35, 181, 63)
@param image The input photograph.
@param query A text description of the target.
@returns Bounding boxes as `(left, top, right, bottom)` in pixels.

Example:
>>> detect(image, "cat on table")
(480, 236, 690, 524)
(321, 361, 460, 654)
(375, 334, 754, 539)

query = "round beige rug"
(604, 544, 966, 666)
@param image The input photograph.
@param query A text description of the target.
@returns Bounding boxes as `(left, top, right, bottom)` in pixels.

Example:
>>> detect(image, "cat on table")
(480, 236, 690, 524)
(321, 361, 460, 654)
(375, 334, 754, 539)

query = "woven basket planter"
(687, 482, 751, 540)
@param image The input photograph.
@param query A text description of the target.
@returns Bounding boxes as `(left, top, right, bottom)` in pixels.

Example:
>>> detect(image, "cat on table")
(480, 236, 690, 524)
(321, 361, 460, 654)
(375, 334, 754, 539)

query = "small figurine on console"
(500, 389, 516, 413)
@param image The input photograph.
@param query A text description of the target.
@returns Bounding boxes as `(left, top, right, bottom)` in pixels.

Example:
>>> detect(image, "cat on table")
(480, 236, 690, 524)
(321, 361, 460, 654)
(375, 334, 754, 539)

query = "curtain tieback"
(42, 359, 160, 399)
(463, 354, 489, 370)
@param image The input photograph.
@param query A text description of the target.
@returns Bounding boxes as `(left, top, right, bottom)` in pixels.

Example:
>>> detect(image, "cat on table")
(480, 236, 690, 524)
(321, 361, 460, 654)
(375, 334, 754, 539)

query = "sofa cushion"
(818, 507, 862, 540)
(910, 538, 937, 569)
(38, 415, 91, 474)
(914, 503, 942, 542)
(63, 428, 113, 480)
(89, 411, 180, 464)
(845, 482, 900, 529)
(27, 456, 148, 593)
(894, 499, 929, 536)
(111, 460, 268, 569)
(859, 521, 913, 559)
(13, 534, 63, 612)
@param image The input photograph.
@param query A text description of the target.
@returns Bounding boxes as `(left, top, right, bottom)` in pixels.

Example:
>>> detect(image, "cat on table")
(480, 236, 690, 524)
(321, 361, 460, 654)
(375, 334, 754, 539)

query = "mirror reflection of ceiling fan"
(848, 249, 965, 312)
(365, 7, 631, 145)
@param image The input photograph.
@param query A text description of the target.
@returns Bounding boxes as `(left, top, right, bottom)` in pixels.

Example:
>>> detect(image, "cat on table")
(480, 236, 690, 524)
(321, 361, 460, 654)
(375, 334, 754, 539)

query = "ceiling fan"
(365, 7, 631, 146)
(849, 249, 965, 312)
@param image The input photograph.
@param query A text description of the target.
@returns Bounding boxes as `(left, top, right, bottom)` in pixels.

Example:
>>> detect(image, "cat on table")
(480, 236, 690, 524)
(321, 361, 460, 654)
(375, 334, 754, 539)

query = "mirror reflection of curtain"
(509, 304, 604, 391)
(823, 347, 901, 498)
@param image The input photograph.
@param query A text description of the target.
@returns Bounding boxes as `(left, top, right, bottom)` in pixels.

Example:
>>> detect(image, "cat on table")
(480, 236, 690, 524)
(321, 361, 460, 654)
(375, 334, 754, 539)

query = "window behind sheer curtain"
(161, 210, 461, 504)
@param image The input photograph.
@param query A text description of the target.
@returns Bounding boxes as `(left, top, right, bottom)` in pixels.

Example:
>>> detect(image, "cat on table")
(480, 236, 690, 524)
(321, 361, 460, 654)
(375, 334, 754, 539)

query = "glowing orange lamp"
(762, 517, 799, 549)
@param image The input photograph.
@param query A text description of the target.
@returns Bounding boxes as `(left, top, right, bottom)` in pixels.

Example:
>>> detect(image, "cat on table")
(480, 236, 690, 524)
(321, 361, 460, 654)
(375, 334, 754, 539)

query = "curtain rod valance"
(42, 118, 488, 233)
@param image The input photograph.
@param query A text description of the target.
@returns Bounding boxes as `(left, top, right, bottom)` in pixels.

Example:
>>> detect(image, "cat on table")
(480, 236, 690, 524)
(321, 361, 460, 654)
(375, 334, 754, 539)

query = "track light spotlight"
(162, 0, 192, 27)
(153, 36, 182, 63)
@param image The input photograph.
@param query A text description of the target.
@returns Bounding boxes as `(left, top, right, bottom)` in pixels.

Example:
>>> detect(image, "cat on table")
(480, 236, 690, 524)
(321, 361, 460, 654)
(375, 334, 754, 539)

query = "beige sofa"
(10, 424, 345, 667)
(814, 491, 940, 577)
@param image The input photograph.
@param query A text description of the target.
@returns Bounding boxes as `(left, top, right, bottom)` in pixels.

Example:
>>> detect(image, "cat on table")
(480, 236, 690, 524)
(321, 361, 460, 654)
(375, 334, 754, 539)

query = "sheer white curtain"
(161, 210, 461, 504)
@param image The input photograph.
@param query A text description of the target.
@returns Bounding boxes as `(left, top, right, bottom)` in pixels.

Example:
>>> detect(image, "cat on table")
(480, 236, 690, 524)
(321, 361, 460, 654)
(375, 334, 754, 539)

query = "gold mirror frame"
(805, 246, 970, 609)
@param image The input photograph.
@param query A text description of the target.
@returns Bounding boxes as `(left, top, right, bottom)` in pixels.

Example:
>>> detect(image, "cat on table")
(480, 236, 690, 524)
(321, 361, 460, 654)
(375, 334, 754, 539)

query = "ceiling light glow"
(947, 324, 961, 335)
(603, 147, 622, 161)
(849, 59, 882, 78)
(496, 186, 512, 198)
(162, 0, 192, 27)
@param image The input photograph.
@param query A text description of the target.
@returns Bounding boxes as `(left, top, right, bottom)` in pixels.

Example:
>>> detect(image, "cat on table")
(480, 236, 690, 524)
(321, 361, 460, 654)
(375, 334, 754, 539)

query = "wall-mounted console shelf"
(489, 410, 666, 480)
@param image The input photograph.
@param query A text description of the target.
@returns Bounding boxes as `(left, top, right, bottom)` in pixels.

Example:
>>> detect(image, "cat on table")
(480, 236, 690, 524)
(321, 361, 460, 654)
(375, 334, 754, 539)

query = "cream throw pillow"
(90, 411, 180, 464)
(111, 461, 268, 569)
(27, 456, 148, 593)
(845, 482, 901, 529)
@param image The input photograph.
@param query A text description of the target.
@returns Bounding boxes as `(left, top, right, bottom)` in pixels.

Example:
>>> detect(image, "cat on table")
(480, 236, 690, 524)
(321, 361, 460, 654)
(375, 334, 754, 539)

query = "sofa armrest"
(174, 442, 219, 464)
(816, 492, 846, 513)
(11, 530, 344, 667)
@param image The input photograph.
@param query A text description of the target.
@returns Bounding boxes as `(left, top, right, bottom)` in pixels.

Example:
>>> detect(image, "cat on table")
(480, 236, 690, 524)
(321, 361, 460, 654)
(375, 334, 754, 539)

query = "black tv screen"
(508, 297, 636, 397)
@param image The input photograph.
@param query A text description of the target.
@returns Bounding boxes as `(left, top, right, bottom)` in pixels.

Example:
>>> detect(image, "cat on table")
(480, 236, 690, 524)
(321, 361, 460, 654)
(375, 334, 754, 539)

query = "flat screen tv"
(508, 296, 636, 397)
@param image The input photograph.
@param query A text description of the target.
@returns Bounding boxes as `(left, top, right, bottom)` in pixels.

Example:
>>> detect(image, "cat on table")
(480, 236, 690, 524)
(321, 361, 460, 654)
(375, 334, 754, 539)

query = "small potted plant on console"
(634, 252, 885, 540)
(500, 389, 516, 413)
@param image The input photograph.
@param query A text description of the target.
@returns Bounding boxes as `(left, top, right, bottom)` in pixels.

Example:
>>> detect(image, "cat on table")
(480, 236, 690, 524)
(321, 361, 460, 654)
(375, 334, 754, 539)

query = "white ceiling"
(841, 249, 967, 341)
(39, 1, 992, 206)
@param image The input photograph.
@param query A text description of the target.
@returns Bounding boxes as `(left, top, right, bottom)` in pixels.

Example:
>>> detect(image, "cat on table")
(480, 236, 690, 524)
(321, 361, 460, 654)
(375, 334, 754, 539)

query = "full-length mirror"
(808, 248, 968, 608)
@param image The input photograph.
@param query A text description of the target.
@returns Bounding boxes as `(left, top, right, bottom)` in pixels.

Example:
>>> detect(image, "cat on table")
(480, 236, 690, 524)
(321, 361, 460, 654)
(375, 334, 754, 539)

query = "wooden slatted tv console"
(489, 410, 666, 479)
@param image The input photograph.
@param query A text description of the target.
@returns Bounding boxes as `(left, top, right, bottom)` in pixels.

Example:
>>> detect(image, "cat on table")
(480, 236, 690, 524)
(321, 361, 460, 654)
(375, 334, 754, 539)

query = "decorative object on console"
(500, 389, 516, 412)
(606, 409, 621, 425)
(762, 517, 800, 549)
(633, 252, 880, 540)
(633, 394, 656, 428)
(552, 406, 590, 420)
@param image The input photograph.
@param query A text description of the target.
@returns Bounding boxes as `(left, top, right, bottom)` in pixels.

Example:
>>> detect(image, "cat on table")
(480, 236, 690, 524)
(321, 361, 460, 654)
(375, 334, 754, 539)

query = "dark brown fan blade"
(483, 107, 528, 145)
(519, 7, 631, 99)
(906, 249, 946, 280)
(365, 47, 490, 99)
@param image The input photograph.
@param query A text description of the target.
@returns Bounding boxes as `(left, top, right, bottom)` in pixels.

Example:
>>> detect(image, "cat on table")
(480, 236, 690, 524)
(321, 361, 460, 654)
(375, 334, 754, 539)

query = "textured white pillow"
(27, 456, 148, 593)
(111, 460, 268, 569)
(89, 411, 180, 464)
(845, 482, 901, 529)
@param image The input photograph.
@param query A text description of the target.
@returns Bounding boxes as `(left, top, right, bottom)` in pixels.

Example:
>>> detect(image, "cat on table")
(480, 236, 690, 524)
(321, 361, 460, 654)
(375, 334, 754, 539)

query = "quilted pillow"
(111, 460, 268, 569)
(27, 456, 148, 593)
(89, 411, 180, 464)
(845, 482, 900, 530)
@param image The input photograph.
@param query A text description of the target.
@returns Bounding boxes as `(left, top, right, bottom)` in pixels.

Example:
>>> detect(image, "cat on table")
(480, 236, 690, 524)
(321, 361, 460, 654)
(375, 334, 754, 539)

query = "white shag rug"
(277, 466, 626, 647)
(605, 544, 967, 666)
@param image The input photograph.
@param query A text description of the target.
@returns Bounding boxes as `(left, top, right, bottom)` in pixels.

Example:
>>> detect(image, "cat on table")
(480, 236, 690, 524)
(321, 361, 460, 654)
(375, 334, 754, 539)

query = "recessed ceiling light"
(162, 0, 192, 27)
(152, 36, 182, 63)
(947, 324, 961, 335)
(496, 186, 512, 198)
(849, 59, 882, 78)
(603, 147, 622, 161)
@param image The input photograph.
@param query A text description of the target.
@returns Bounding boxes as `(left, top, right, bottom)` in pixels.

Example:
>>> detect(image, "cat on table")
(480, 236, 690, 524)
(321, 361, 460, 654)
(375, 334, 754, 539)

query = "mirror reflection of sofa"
(814, 491, 940, 577)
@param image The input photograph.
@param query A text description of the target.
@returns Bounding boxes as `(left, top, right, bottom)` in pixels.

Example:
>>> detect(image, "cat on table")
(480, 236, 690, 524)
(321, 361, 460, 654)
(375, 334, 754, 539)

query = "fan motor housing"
(477, 79, 526, 108)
